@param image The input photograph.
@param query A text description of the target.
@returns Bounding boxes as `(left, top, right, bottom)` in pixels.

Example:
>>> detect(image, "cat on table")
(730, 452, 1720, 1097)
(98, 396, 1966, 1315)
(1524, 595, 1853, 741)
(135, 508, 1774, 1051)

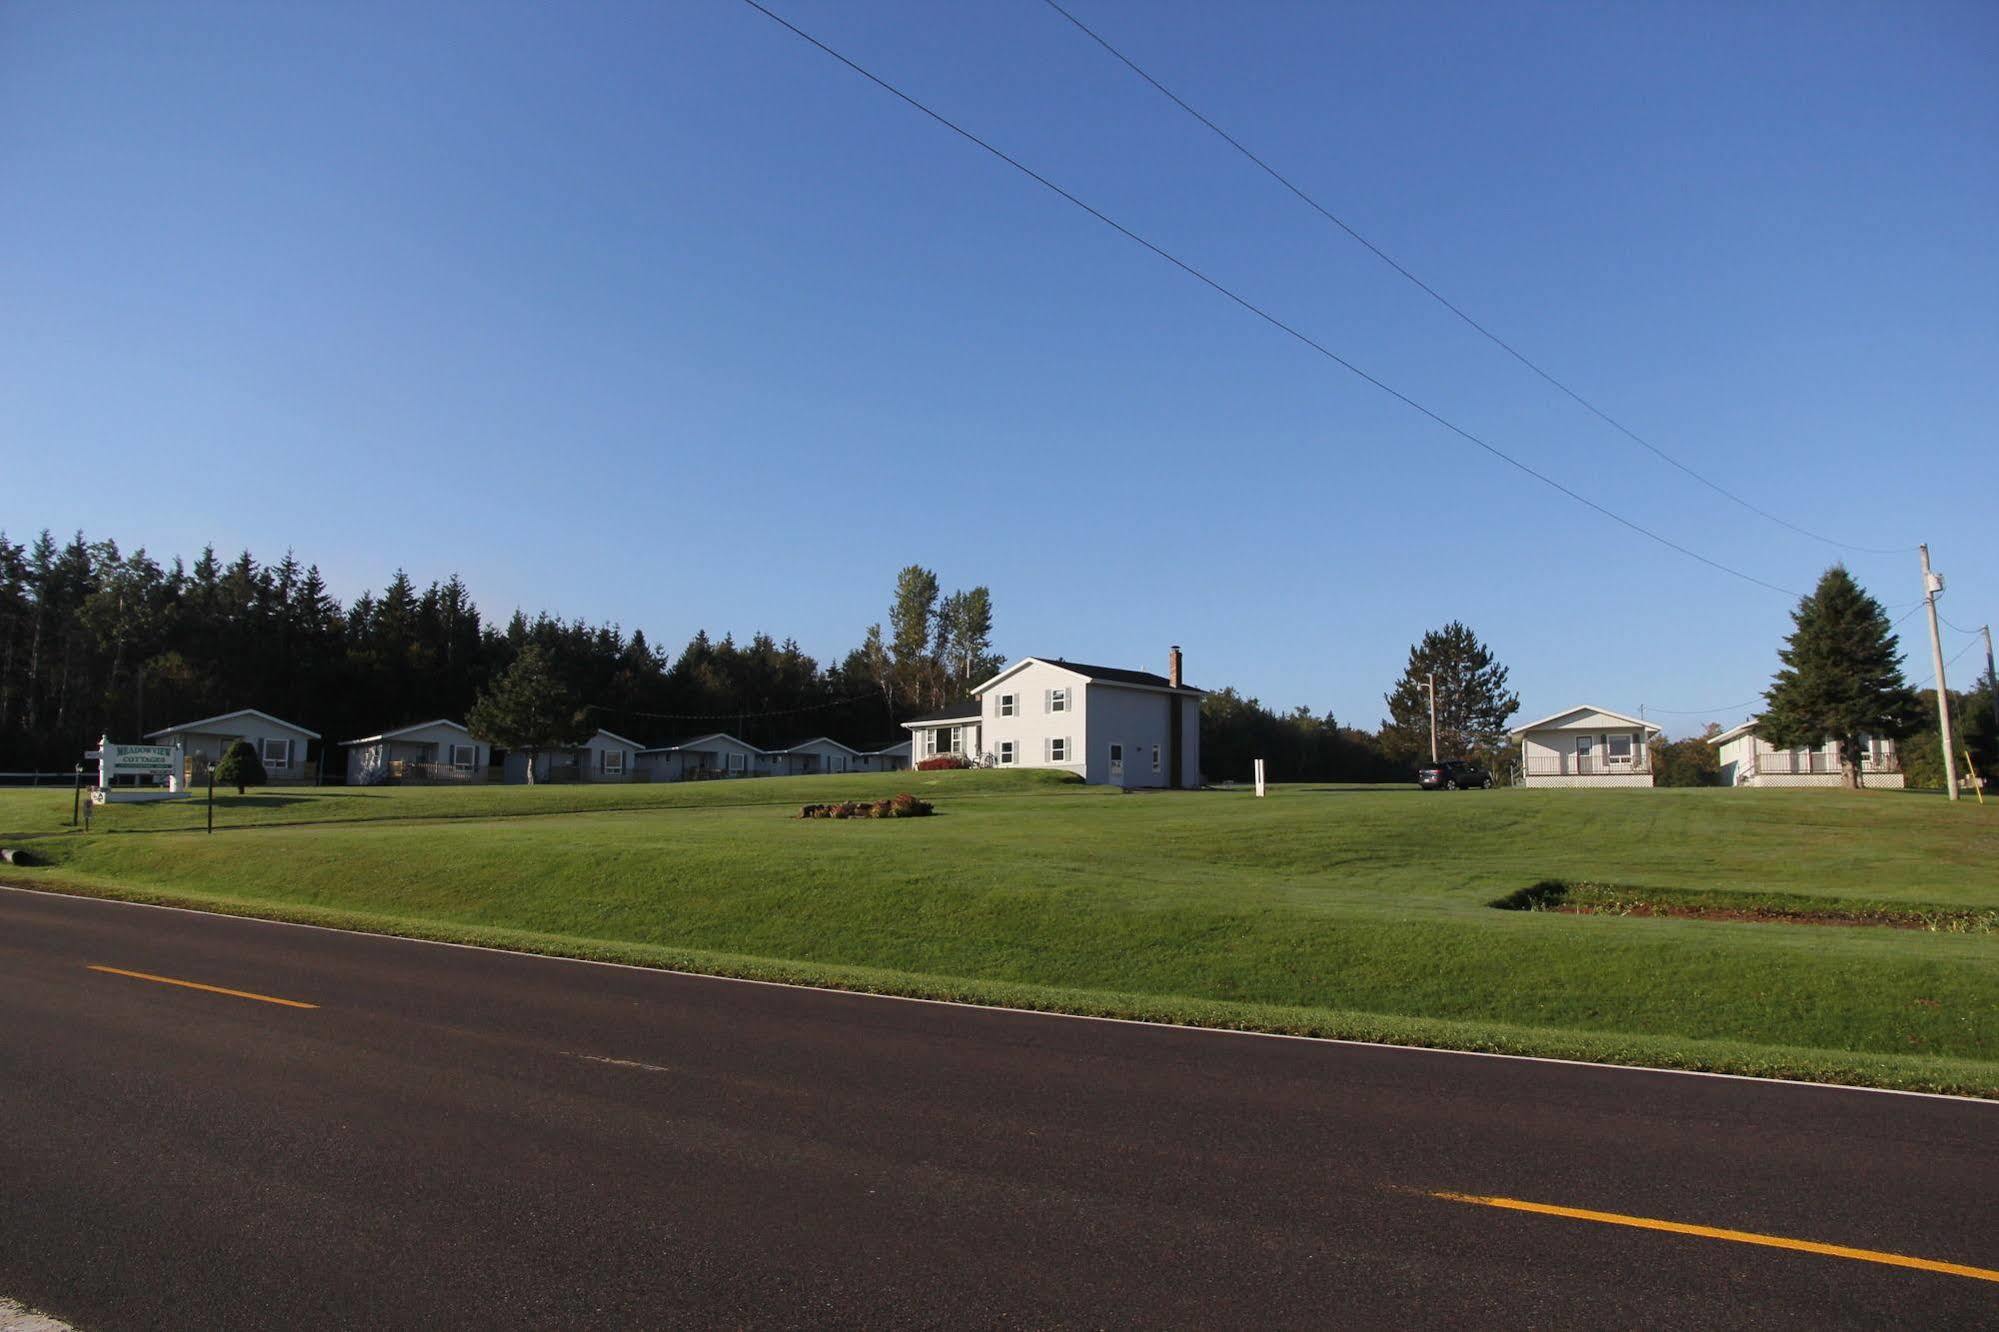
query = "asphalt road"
(1, 885, 1993, 1329)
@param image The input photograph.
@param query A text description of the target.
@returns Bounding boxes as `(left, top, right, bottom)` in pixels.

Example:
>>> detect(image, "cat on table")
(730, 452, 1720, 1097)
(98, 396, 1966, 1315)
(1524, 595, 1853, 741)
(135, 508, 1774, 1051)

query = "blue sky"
(4, 1, 1994, 735)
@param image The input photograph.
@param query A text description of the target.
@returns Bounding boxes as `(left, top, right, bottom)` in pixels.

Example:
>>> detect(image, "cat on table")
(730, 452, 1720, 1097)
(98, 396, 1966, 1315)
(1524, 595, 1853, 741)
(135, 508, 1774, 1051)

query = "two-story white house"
(906, 647, 1202, 788)
(1711, 721, 1905, 788)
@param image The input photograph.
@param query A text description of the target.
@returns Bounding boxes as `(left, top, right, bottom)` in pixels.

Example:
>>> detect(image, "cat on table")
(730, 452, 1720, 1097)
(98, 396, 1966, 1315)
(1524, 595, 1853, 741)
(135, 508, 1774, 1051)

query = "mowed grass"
(5, 775, 1996, 1094)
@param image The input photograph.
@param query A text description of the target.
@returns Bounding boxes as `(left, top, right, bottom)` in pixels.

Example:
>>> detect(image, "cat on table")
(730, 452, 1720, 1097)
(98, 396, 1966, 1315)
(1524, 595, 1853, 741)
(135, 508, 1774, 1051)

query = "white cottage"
(501, 729, 643, 784)
(635, 733, 763, 781)
(146, 708, 320, 785)
(852, 739, 912, 772)
(761, 737, 862, 777)
(343, 720, 489, 785)
(908, 647, 1203, 788)
(1711, 721, 1905, 788)
(1509, 706, 1661, 788)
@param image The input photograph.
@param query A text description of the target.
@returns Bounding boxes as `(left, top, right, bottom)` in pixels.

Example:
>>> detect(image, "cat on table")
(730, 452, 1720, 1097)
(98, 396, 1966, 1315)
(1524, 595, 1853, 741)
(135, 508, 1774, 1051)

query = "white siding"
(156, 718, 317, 784)
(981, 661, 1087, 779)
(635, 735, 764, 782)
(909, 720, 982, 764)
(344, 722, 486, 784)
(1519, 726, 1653, 786)
(1719, 731, 1905, 788)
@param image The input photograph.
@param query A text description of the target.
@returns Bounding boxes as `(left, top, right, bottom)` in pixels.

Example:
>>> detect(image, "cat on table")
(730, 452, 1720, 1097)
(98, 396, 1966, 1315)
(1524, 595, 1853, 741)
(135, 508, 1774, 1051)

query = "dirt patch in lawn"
(1492, 881, 1998, 933)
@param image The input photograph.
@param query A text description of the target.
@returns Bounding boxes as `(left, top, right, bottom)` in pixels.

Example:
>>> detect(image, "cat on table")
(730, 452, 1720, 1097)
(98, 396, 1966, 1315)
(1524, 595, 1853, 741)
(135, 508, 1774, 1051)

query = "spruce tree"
(1760, 567, 1914, 788)
(1381, 622, 1519, 768)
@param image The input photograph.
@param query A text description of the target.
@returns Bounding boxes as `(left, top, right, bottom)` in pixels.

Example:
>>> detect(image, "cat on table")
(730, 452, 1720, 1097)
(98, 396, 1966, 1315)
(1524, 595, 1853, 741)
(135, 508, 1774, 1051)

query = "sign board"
(94, 735, 189, 803)
(1253, 758, 1266, 798)
(105, 744, 176, 773)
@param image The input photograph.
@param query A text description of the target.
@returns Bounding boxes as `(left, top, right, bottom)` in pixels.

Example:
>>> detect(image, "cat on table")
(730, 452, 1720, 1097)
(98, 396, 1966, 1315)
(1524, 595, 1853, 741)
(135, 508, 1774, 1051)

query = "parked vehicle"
(1418, 759, 1493, 790)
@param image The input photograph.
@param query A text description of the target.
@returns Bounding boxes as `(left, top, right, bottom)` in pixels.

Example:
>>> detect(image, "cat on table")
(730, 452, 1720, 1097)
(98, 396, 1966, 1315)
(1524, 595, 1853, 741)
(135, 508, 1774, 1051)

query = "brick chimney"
(1168, 645, 1183, 689)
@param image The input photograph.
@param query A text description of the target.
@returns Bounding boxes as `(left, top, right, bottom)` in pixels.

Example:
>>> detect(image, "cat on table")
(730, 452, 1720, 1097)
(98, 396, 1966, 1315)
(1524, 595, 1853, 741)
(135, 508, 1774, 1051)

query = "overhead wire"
(1640, 700, 1761, 716)
(735, 0, 1804, 599)
(1035, 0, 1914, 559)
(583, 692, 888, 725)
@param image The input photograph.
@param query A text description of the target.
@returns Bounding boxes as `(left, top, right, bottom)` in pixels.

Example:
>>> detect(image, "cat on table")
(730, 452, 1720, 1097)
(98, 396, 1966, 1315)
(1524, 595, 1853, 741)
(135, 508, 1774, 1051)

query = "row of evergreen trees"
(0, 533, 983, 772)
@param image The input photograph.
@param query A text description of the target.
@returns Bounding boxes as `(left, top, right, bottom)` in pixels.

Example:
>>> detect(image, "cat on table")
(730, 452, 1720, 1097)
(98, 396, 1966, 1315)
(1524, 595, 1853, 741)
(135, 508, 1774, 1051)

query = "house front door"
(1575, 735, 1595, 775)
(1109, 743, 1124, 785)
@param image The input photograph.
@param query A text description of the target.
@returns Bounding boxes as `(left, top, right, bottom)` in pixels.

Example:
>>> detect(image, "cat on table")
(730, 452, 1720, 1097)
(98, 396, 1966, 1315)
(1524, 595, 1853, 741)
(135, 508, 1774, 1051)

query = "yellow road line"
(1431, 1191, 1999, 1284)
(87, 964, 319, 1010)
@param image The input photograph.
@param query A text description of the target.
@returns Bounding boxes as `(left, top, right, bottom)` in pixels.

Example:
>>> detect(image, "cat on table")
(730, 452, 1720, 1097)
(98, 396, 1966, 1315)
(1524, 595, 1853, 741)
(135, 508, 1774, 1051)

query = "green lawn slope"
(4, 775, 1994, 1095)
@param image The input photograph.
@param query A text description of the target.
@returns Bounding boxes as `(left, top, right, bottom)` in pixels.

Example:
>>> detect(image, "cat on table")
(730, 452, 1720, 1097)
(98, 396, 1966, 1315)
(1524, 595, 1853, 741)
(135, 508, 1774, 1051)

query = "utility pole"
(1984, 624, 1997, 735)
(1919, 544, 1958, 802)
(1423, 673, 1439, 763)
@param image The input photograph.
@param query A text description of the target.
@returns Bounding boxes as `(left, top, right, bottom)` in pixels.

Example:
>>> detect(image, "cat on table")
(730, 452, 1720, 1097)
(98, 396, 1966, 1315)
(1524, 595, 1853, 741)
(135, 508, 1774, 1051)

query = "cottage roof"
(765, 736, 862, 756)
(146, 707, 320, 741)
(1508, 705, 1661, 739)
(635, 732, 755, 755)
(341, 719, 473, 746)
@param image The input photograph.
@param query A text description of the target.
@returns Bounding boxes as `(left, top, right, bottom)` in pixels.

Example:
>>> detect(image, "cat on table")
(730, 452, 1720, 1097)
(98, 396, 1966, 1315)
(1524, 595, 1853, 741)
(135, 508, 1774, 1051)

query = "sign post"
(71, 764, 83, 827)
(1253, 758, 1266, 798)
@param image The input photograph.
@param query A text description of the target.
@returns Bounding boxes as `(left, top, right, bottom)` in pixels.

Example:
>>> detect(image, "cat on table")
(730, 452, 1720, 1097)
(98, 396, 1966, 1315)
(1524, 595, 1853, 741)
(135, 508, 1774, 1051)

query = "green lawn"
(4, 774, 1996, 1095)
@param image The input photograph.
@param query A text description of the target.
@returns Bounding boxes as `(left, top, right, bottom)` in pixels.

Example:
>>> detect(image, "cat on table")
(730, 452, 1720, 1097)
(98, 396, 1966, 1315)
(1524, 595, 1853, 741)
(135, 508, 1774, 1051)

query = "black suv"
(1418, 759, 1492, 790)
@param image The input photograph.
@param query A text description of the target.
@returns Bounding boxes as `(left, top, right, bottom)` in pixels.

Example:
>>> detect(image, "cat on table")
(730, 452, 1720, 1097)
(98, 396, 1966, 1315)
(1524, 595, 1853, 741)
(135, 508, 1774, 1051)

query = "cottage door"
(1575, 735, 1595, 775)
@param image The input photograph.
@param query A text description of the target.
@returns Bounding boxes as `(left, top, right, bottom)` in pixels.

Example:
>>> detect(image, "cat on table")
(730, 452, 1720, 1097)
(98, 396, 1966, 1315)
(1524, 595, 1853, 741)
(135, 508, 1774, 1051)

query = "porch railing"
(1524, 757, 1651, 776)
(388, 760, 489, 785)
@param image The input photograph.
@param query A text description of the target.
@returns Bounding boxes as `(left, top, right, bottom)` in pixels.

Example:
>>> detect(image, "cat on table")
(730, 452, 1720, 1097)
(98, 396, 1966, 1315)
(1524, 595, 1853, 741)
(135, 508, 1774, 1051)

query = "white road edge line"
(0, 1294, 79, 1332)
(568, 1052, 674, 1074)
(2, 881, 1991, 1106)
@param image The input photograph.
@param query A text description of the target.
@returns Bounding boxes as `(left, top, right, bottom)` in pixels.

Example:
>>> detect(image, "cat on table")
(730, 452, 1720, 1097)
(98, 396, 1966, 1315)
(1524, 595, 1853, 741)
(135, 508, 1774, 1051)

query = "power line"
(1642, 699, 1760, 716)
(1035, 0, 1913, 560)
(1936, 607, 1980, 637)
(584, 692, 887, 725)
(736, 0, 1803, 599)
(1912, 637, 1979, 691)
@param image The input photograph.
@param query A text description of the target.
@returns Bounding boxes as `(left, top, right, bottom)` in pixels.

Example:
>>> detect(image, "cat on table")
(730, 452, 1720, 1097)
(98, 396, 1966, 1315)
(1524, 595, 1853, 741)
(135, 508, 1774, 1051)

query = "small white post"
(1253, 758, 1266, 798)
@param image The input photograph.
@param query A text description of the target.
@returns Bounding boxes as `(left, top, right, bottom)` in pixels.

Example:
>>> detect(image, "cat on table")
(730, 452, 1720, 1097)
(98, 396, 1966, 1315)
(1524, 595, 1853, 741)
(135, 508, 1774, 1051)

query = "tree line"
(0, 533, 998, 772)
(13, 529, 1971, 788)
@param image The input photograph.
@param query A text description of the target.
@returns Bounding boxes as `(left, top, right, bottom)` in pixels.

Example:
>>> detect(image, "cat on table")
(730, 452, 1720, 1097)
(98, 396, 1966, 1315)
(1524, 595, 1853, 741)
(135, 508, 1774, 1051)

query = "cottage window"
(997, 740, 1015, 765)
(729, 752, 745, 772)
(1607, 735, 1633, 764)
(602, 748, 625, 775)
(998, 694, 1016, 717)
(1048, 737, 1069, 763)
(260, 737, 293, 769)
(1047, 688, 1068, 713)
(449, 744, 477, 771)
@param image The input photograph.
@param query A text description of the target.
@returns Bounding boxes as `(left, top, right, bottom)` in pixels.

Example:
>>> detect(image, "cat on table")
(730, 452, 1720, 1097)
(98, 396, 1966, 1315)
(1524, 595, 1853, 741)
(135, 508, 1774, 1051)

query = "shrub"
(796, 793, 934, 820)
(214, 739, 268, 793)
(917, 754, 972, 771)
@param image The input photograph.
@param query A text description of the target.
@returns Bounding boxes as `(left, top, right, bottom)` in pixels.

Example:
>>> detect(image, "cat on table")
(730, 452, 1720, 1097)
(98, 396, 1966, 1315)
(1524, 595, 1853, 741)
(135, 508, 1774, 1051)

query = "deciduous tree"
(467, 644, 589, 784)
